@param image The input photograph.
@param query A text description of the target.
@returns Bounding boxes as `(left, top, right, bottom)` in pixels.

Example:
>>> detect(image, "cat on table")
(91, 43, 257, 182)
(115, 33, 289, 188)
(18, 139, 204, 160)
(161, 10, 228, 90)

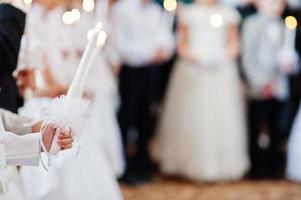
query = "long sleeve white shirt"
(0, 109, 40, 166)
(111, 0, 175, 67)
(242, 14, 290, 100)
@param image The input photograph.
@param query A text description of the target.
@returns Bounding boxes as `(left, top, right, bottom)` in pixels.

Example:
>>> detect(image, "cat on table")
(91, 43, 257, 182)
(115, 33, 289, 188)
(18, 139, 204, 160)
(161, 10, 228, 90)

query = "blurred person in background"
(282, 0, 301, 137)
(92, 0, 125, 178)
(221, 0, 240, 7)
(0, 1, 32, 195)
(16, 3, 73, 199)
(61, 0, 125, 179)
(286, 0, 301, 183)
(242, 0, 299, 179)
(155, 0, 249, 182)
(16, 0, 123, 199)
(0, 2, 74, 198)
(0, 0, 26, 113)
(112, 0, 175, 185)
(0, 0, 69, 199)
(235, 0, 257, 90)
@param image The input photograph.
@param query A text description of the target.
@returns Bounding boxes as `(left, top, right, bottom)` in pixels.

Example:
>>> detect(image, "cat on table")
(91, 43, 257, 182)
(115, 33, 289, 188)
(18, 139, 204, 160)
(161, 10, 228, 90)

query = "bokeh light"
(71, 9, 81, 22)
(285, 16, 298, 30)
(163, 0, 177, 12)
(97, 31, 107, 47)
(210, 14, 223, 28)
(62, 11, 74, 25)
(23, 0, 32, 5)
(83, 0, 95, 12)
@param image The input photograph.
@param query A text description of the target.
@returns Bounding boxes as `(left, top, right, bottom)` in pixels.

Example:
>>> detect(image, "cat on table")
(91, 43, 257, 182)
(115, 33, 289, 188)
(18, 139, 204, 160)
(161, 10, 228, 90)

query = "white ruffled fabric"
(287, 103, 301, 181)
(41, 95, 90, 136)
(155, 62, 249, 182)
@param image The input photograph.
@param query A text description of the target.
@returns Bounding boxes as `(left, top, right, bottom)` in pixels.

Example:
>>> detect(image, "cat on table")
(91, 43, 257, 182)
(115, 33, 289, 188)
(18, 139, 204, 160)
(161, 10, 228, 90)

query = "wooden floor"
(121, 176, 301, 200)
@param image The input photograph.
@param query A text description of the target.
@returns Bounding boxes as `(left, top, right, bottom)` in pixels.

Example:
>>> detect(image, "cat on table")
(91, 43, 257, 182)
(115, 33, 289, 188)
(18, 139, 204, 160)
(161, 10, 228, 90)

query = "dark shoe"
(119, 173, 144, 186)
(138, 171, 153, 183)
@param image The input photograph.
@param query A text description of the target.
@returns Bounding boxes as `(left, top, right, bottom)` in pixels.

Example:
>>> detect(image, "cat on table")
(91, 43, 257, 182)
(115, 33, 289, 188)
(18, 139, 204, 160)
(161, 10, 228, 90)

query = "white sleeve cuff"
(4, 132, 41, 166)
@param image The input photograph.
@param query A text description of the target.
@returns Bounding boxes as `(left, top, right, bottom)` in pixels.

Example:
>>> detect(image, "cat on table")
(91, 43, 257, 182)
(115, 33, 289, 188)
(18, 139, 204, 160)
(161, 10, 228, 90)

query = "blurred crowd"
(1, 0, 301, 199)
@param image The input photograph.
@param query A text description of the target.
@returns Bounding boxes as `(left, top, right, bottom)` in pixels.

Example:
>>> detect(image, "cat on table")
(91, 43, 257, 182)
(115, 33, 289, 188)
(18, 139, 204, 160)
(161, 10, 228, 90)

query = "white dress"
(155, 4, 249, 182)
(18, 5, 123, 200)
(287, 103, 301, 181)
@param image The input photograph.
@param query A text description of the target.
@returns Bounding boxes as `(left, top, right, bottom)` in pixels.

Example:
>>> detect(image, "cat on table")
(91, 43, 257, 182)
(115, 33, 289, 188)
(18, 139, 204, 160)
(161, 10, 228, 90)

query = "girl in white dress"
(92, 0, 125, 177)
(17, 2, 123, 199)
(155, 0, 249, 182)
(287, 103, 301, 181)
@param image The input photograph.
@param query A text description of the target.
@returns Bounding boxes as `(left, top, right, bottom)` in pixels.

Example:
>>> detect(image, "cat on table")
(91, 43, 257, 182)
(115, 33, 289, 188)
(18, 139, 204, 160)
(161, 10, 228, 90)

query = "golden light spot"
(285, 16, 298, 30)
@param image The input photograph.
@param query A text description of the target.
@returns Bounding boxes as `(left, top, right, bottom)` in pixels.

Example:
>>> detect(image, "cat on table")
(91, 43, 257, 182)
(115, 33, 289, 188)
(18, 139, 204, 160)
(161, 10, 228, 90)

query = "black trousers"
(248, 99, 284, 177)
(118, 65, 160, 175)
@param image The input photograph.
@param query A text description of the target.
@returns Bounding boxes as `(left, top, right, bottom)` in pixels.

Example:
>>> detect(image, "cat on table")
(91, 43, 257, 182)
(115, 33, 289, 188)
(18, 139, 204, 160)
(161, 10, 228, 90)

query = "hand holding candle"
(42, 23, 107, 157)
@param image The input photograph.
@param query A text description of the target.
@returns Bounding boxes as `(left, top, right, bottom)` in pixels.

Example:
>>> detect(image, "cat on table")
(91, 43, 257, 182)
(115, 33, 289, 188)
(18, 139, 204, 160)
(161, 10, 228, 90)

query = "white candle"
(42, 25, 105, 157)
(284, 16, 298, 49)
(78, 31, 107, 96)
(67, 23, 102, 99)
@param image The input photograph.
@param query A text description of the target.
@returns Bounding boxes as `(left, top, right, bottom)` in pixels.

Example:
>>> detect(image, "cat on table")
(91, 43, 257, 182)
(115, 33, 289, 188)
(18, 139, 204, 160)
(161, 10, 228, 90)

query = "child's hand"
(262, 83, 274, 99)
(40, 122, 74, 152)
(14, 68, 36, 97)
